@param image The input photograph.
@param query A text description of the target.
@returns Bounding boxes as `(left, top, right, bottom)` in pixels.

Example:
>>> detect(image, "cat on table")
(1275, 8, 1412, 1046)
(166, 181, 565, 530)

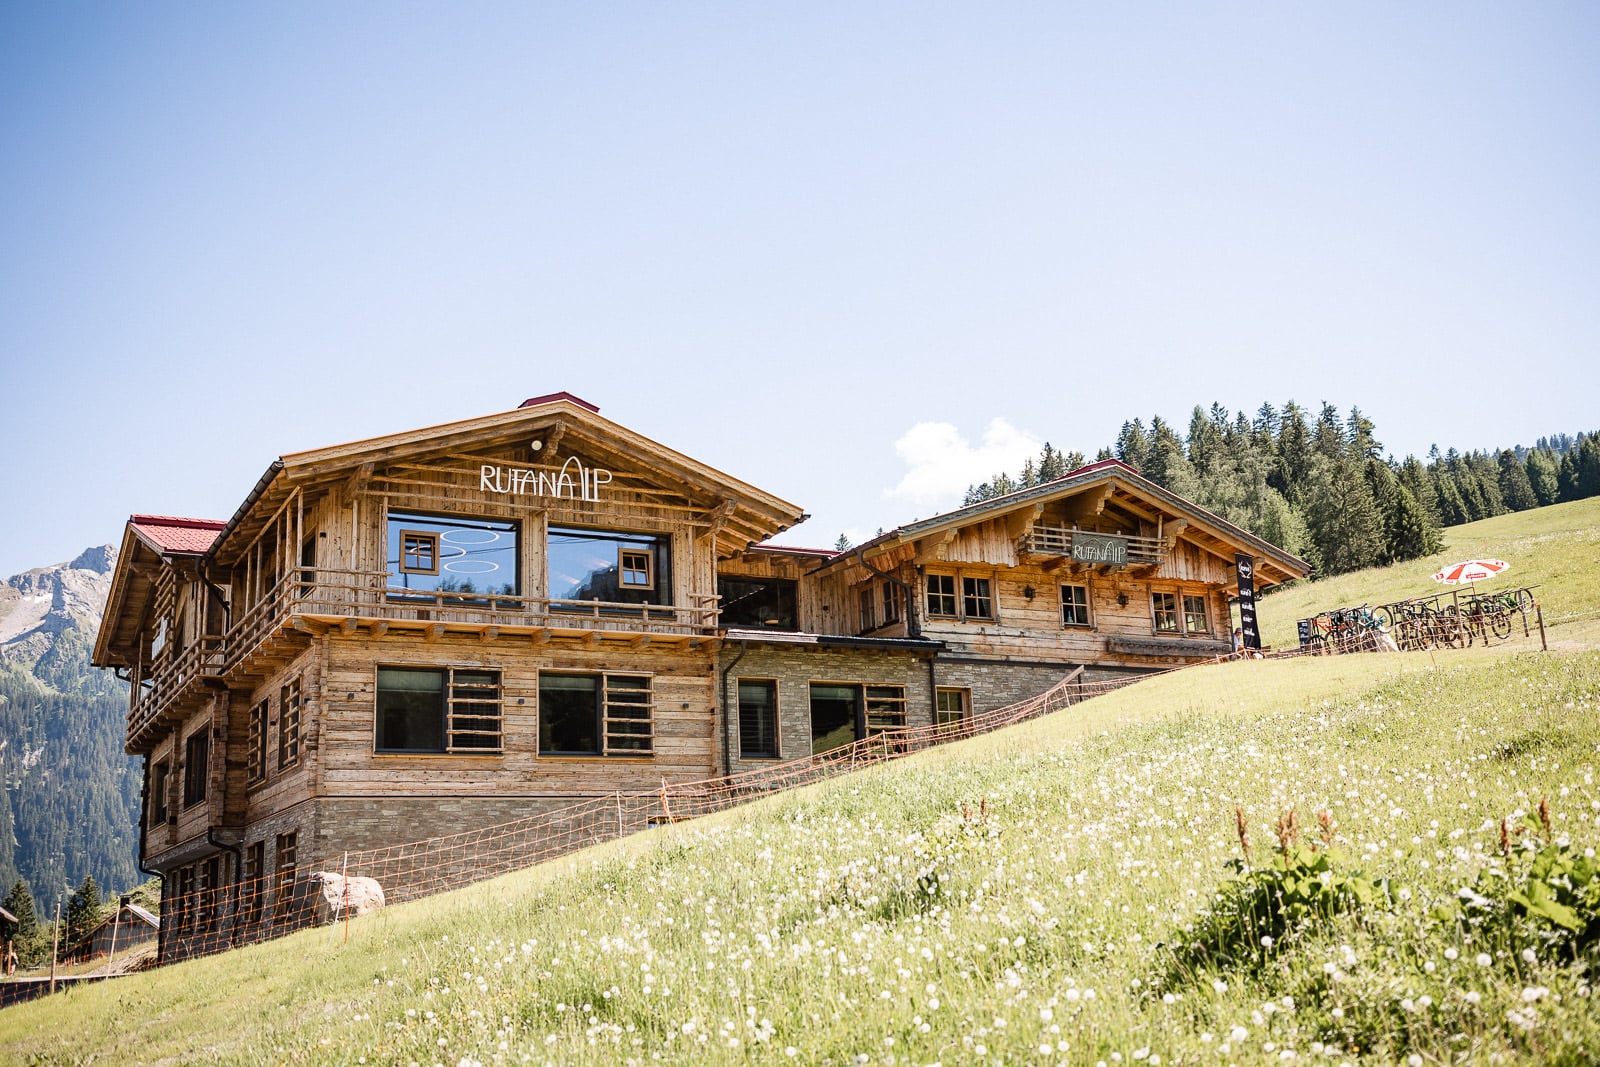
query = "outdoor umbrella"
(1432, 559, 1510, 585)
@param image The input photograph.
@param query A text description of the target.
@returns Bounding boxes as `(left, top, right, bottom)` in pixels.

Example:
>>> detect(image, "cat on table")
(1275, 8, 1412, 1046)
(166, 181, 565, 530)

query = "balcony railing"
(1023, 525, 1168, 568)
(126, 636, 225, 747)
(227, 568, 722, 668)
(127, 568, 722, 747)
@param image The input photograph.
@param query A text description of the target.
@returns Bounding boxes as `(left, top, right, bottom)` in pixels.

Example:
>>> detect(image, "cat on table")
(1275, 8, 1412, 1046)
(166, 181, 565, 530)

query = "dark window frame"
(278, 678, 302, 771)
(882, 581, 904, 624)
(859, 587, 876, 633)
(182, 729, 208, 809)
(962, 576, 994, 620)
(150, 759, 171, 825)
(385, 510, 520, 601)
(1183, 593, 1210, 635)
(247, 699, 269, 785)
(737, 678, 780, 760)
(537, 671, 654, 757)
(375, 666, 505, 754)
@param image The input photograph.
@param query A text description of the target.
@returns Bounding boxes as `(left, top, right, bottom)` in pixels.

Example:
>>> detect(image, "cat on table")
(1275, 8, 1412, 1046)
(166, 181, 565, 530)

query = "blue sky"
(2, 3, 1597, 577)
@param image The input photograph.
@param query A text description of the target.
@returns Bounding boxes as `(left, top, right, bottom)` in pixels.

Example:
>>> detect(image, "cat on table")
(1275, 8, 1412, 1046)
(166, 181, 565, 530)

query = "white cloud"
(886, 417, 1042, 510)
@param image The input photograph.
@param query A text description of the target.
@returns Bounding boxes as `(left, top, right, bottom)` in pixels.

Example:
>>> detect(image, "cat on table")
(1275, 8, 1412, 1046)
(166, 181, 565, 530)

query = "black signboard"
(1235, 553, 1261, 650)
(1072, 532, 1128, 567)
(1297, 619, 1312, 648)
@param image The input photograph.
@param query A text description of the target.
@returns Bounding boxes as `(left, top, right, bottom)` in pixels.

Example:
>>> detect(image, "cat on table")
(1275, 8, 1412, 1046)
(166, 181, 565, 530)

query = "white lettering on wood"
(478, 458, 613, 502)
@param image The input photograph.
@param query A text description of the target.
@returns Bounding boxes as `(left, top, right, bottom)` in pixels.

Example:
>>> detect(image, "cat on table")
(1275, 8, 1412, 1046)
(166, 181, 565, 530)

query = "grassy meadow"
(4, 501, 1599, 1066)
(1257, 496, 1600, 650)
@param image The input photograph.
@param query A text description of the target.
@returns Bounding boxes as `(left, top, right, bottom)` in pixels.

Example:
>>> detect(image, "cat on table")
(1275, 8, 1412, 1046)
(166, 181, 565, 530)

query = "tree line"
(963, 401, 1600, 578)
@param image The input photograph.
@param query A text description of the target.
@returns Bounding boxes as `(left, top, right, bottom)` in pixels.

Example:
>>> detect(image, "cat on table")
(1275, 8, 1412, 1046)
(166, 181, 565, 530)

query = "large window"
(549, 527, 671, 607)
(925, 574, 957, 618)
(1183, 594, 1210, 635)
(538, 673, 653, 756)
(718, 577, 797, 630)
(809, 683, 908, 755)
(376, 667, 503, 753)
(182, 730, 208, 809)
(738, 680, 779, 759)
(386, 512, 518, 599)
(1061, 584, 1090, 627)
(1152, 592, 1180, 633)
(810, 684, 860, 755)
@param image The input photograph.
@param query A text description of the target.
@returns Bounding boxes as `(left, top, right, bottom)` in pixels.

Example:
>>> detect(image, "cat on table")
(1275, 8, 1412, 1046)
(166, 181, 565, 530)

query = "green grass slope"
(1258, 496, 1600, 649)
(5, 647, 1600, 1065)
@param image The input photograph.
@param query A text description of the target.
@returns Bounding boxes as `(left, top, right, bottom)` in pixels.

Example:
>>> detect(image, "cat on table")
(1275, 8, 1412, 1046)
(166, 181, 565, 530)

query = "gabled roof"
(93, 516, 225, 668)
(129, 515, 225, 556)
(828, 458, 1308, 587)
(209, 394, 807, 563)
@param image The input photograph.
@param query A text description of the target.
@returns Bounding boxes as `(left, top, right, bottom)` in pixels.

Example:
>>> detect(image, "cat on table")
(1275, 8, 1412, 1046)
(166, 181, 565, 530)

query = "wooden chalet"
(714, 459, 1306, 772)
(93, 396, 1305, 958)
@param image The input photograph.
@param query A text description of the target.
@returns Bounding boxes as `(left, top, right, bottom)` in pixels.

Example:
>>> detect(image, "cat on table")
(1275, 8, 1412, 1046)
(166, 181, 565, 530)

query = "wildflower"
(1476, 953, 1493, 967)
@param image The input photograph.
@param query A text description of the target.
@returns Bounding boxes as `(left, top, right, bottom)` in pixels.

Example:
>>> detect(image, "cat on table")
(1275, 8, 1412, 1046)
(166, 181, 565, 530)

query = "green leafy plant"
(1170, 807, 1397, 977)
(1453, 799, 1600, 960)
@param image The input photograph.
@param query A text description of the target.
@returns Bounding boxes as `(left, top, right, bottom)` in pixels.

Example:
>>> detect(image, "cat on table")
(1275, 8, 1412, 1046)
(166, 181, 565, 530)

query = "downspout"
(718, 640, 750, 777)
(208, 823, 245, 948)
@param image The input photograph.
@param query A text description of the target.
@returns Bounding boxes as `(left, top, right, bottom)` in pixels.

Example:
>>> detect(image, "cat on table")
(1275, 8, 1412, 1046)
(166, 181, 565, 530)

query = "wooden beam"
(584, 631, 603, 647)
(1163, 518, 1189, 549)
(632, 635, 652, 650)
(1005, 503, 1045, 541)
(339, 618, 359, 635)
(530, 628, 551, 647)
(371, 621, 389, 637)
(913, 529, 959, 564)
(480, 627, 499, 643)
(425, 624, 446, 642)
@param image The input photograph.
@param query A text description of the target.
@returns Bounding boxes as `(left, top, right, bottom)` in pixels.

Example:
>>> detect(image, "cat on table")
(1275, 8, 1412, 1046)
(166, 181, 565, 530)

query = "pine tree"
(66, 874, 103, 947)
(1497, 449, 1538, 511)
(1114, 419, 1149, 471)
(1036, 443, 1067, 482)
(3, 879, 37, 938)
(834, 534, 852, 552)
(1576, 434, 1600, 498)
(1397, 455, 1442, 530)
(1384, 480, 1443, 561)
(1525, 448, 1560, 506)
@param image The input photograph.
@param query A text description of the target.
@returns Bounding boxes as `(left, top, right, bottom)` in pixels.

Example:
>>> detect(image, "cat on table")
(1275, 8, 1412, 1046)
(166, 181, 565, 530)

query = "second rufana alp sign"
(1070, 532, 1127, 566)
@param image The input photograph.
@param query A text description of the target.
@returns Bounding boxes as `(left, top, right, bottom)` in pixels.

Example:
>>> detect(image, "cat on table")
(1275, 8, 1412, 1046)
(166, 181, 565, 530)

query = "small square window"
(399, 531, 440, 575)
(935, 687, 969, 730)
(1183, 594, 1210, 635)
(1061, 584, 1090, 627)
(619, 548, 654, 589)
(962, 576, 993, 620)
(1153, 592, 1180, 633)
(926, 574, 957, 617)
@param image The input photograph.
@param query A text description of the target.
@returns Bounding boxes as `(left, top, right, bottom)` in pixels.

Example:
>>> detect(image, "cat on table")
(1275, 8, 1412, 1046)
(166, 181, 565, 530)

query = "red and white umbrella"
(1432, 559, 1510, 585)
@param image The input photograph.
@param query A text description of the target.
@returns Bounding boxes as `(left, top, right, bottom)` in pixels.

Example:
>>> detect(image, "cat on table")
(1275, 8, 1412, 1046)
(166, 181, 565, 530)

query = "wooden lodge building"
(92, 393, 1306, 958)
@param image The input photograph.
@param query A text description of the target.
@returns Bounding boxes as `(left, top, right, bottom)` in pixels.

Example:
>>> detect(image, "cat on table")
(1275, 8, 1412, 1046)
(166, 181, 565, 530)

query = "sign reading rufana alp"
(479, 458, 613, 502)
(1070, 532, 1128, 566)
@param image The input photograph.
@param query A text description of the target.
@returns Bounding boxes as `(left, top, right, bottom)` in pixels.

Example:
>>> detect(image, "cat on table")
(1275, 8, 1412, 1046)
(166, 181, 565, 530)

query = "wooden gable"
(209, 398, 806, 566)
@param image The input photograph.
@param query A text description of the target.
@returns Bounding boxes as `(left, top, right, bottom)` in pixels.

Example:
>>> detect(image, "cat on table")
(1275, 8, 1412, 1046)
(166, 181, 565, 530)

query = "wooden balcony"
(226, 568, 723, 669)
(1022, 525, 1168, 569)
(126, 637, 226, 751)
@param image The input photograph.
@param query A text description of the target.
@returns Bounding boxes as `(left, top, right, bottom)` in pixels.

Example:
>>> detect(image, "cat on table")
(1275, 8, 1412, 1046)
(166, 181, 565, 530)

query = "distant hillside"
(0, 546, 143, 904)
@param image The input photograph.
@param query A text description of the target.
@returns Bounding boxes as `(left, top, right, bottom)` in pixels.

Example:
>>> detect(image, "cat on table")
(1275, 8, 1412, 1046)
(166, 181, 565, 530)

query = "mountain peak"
(68, 545, 117, 575)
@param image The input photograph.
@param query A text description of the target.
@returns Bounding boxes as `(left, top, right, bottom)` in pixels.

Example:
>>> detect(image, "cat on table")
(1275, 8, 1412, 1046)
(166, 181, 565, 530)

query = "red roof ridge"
(518, 391, 600, 412)
(129, 514, 227, 530)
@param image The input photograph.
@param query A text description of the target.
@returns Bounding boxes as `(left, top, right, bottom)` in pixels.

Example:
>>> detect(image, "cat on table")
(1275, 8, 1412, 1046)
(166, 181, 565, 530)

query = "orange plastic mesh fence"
(149, 658, 1240, 963)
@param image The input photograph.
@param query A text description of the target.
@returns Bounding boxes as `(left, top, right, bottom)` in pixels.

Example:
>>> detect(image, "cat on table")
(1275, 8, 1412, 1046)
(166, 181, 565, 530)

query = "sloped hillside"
(5, 648, 1598, 1064)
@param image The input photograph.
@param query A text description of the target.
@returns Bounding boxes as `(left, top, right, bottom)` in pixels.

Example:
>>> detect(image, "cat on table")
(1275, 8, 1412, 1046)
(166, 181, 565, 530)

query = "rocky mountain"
(0, 545, 143, 904)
